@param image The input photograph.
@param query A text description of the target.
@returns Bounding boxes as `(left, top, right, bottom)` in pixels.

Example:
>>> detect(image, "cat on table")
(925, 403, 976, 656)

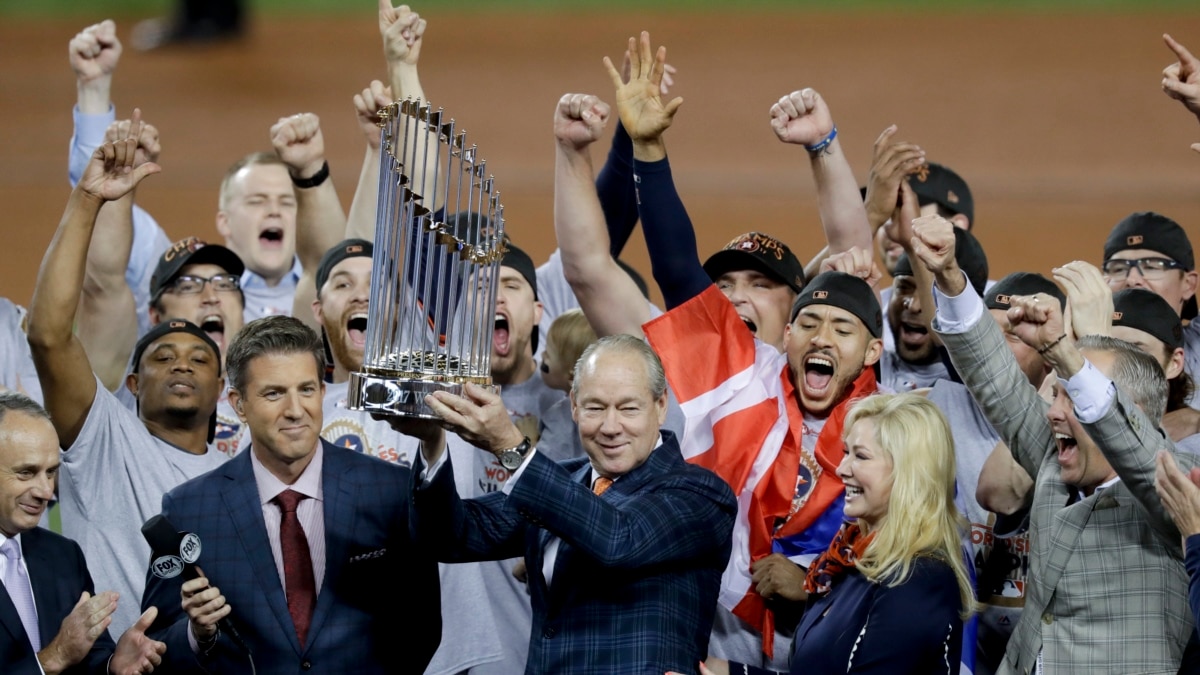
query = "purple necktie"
(1, 538, 41, 651)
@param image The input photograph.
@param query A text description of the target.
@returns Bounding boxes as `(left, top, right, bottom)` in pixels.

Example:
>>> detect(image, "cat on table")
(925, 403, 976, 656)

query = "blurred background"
(2, 0, 1199, 306)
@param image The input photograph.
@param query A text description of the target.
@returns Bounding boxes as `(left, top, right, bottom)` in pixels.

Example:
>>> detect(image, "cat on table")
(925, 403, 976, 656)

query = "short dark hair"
(0, 392, 51, 427)
(225, 316, 326, 395)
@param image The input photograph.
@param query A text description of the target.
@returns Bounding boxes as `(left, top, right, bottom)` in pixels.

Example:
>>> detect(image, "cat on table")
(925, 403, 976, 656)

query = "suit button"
(1041, 612, 1053, 625)
(301, 661, 312, 670)
(543, 626, 557, 638)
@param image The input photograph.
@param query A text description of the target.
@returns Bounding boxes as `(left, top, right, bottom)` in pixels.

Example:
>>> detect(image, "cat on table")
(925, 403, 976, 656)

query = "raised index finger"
(1165, 33, 1200, 67)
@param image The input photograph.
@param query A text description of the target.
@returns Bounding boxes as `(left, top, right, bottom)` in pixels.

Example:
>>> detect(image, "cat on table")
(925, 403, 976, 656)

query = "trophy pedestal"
(347, 371, 497, 419)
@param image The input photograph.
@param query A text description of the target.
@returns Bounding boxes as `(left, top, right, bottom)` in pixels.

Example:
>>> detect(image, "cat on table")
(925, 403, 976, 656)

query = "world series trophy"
(348, 99, 506, 419)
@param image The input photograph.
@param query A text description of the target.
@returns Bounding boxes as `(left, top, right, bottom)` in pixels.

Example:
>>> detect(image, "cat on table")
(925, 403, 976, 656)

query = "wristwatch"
(497, 437, 533, 471)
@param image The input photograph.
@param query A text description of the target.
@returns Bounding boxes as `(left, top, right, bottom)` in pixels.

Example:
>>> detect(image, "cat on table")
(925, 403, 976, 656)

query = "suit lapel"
(23, 530, 60, 646)
(220, 450, 302, 656)
(305, 443, 353, 650)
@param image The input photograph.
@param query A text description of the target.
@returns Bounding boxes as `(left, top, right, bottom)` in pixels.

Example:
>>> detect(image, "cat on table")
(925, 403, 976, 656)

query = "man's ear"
(533, 300, 544, 328)
(227, 388, 248, 423)
(1182, 269, 1198, 301)
(215, 211, 232, 241)
(125, 372, 139, 397)
(863, 337, 884, 368)
(1167, 347, 1186, 380)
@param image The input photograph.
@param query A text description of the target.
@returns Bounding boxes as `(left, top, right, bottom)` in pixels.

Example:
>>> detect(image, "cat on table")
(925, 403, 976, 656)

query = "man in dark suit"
(402, 333, 737, 675)
(141, 316, 440, 674)
(0, 392, 164, 675)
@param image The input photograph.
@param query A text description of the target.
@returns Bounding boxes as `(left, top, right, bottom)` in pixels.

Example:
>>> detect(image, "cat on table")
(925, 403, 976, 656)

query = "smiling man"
(141, 316, 440, 674)
(27, 132, 229, 636)
(918, 214, 1199, 674)
(404, 334, 735, 674)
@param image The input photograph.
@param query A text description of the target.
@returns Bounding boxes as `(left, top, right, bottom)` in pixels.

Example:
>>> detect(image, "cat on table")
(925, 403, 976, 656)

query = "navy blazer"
(412, 431, 736, 675)
(0, 527, 116, 675)
(143, 440, 441, 674)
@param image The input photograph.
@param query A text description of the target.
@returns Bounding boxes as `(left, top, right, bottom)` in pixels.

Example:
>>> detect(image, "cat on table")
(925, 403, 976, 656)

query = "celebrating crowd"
(2, 3, 1200, 674)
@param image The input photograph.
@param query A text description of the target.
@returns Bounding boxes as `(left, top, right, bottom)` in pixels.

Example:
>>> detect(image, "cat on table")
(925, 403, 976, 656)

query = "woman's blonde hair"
(843, 393, 977, 619)
(547, 309, 598, 382)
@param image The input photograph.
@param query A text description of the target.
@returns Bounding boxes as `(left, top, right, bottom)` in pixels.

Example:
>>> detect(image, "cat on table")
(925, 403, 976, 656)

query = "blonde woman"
(691, 394, 976, 675)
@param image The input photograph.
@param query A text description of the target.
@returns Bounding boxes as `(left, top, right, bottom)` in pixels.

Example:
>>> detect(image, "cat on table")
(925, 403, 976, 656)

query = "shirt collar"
(240, 256, 303, 289)
(250, 442, 324, 506)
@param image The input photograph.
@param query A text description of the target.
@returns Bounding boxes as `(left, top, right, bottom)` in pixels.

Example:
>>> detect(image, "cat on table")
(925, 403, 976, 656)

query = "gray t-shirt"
(240, 261, 301, 323)
(0, 299, 41, 404)
(927, 379, 1028, 672)
(424, 373, 564, 675)
(879, 348, 950, 392)
(59, 380, 227, 634)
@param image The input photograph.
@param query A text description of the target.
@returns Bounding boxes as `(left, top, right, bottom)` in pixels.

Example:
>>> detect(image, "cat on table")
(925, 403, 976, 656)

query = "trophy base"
(346, 372, 496, 419)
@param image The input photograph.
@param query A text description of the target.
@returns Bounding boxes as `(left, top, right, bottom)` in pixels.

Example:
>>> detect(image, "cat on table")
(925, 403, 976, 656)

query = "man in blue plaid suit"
(915, 216, 1197, 675)
(403, 334, 737, 675)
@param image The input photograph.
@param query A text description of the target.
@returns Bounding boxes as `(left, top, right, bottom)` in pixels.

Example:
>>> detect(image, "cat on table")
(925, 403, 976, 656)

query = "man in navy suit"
(0, 393, 164, 675)
(403, 334, 736, 675)
(141, 316, 440, 673)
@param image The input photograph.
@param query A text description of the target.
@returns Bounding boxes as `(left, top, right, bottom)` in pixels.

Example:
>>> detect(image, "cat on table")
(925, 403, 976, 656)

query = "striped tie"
(1, 538, 40, 651)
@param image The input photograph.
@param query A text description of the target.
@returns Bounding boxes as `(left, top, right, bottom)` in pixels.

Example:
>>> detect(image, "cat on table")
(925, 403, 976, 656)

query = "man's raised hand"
(1005, 293, 1067, 354)
(768, 88, 833, 148)
(864, 125, 925, 230)
(425, 383, 525, 454)
(69, 20, 122, 85)
(104, 116, 161, 169)
(77, 108, 161, 204)
(554, 93, 611, 151)
(1164, 34, 1200, 120)
(354, 80, 394, 151)
(1053, 260, 1112, 341)
(270, 113, 325, 181)
(820, 246, 883, 289)
(380, 1, 426, 67)
(603, 31, 683, 144)
(910, 213, 963, 294)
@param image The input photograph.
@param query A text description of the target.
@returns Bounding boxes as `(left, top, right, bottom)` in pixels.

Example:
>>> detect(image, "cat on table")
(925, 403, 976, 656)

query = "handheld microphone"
(142, 515, 251, 654)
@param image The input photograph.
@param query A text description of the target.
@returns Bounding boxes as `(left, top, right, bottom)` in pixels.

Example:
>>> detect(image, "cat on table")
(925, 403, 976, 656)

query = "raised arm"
(1162, 33, 1200, 153)
(767, 89, 871, 278)
(77, 117, 160, 392)
(553, 92, 650, 337)
(28, 120, 160, 448)
(345, 79, 392, 242)
(271, 113, 345, 328)
(604, 32, 706, 309)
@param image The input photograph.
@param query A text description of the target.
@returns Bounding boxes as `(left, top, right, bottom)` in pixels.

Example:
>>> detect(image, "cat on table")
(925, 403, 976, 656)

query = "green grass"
(3, 0, 1200, 17)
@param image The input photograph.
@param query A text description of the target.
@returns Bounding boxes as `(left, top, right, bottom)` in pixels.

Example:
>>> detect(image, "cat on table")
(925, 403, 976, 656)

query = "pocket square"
(349, 548, 387, 563)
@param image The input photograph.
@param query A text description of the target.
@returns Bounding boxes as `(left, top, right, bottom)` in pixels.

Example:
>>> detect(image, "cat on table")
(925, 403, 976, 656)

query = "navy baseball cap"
(789, 271, 882, 338)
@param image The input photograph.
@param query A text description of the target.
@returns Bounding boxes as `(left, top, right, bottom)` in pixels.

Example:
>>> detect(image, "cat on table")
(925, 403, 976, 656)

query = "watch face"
(499, 450, 523, 471)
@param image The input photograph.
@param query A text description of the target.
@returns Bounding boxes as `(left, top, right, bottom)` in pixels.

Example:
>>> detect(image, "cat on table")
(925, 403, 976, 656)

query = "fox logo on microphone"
(152, 554, 184, 579)
(180, 533, 202, 564)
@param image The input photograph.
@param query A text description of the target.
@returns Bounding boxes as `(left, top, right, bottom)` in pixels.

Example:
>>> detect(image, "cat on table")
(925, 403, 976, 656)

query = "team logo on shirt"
(324, 419, 368, 454)
(213, 413, 244, 458)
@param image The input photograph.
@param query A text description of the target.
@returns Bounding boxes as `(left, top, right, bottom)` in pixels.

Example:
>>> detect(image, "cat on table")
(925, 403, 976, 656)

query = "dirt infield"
(4, 9, 1200, 306)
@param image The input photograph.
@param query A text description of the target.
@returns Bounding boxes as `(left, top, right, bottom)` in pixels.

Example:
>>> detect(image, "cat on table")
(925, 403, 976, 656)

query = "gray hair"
(570, 334, 667, 401)
(225, 315, 326, 395)
(1077, 334, 1168, 426)
(0, 392, 51, 427)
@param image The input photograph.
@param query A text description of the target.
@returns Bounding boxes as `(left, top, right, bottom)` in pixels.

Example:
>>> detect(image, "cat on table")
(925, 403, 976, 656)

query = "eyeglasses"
(167, 274, 241, 295)
(1101, 257, 1186, 281)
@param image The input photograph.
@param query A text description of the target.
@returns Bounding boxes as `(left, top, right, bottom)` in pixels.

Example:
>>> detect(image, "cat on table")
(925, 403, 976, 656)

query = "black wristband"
(290, 160, 329, 189)
(1036, 333, 1068, 356)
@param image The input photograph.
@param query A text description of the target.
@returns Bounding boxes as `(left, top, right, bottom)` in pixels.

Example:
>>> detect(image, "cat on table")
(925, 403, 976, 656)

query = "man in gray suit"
(911, 214, 1197, 675)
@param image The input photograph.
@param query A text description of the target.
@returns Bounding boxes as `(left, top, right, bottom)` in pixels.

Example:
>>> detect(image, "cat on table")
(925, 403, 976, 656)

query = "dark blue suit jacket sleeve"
(1187, 535, 1200, 634)
(507, 452, 735, 568)
(410, 451, 527, 562)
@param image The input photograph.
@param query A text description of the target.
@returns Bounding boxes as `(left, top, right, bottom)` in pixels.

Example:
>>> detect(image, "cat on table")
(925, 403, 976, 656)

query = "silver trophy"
(348, 99, 506, 419)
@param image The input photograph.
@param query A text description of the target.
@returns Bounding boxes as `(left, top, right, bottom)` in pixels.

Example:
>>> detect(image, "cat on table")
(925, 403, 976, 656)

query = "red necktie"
(274, 489, 315, 647)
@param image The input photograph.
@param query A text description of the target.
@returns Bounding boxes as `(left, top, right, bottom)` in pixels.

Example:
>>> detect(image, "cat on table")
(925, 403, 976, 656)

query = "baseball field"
(2, 1, 1200, 305)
